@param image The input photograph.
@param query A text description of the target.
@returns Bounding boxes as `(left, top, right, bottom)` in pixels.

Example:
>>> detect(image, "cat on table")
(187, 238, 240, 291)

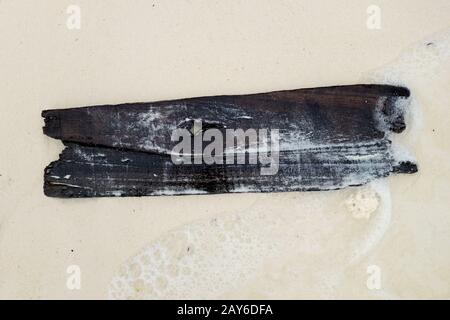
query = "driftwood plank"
(42, 84, 417, 198)
(44, 142, 415, 198)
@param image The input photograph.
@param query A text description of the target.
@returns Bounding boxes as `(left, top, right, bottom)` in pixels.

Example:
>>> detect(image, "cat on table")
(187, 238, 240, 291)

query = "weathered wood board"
(42, 84, 417, 198)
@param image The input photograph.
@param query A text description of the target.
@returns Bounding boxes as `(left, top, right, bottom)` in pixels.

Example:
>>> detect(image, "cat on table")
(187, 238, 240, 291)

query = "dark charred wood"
(42, 84, 417, 198)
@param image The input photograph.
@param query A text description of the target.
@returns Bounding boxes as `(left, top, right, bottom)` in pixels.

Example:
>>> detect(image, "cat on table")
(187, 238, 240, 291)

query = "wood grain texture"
(42, 84, 417, 198)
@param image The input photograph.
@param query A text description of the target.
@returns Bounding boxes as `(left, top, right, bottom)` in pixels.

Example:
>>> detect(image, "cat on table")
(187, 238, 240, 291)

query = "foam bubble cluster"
(108, 190, 386, 299)
(109, 213, 276, 299)
(345, 187, 379, 220)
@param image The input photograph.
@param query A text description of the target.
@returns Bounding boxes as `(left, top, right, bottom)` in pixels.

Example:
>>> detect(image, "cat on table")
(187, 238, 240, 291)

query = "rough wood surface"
(42, 84, 417, 198)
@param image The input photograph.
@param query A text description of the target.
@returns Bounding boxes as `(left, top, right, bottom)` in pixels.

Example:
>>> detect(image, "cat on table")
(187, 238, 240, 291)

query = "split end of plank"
(392, 161, 418, 174)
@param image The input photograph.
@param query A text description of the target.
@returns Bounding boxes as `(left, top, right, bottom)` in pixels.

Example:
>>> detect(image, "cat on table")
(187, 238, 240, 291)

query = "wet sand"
(0, 1, 449, 299)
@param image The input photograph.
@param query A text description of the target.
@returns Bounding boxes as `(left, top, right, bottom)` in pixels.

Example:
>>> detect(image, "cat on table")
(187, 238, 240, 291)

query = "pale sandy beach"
(0, 0, 449, 299)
